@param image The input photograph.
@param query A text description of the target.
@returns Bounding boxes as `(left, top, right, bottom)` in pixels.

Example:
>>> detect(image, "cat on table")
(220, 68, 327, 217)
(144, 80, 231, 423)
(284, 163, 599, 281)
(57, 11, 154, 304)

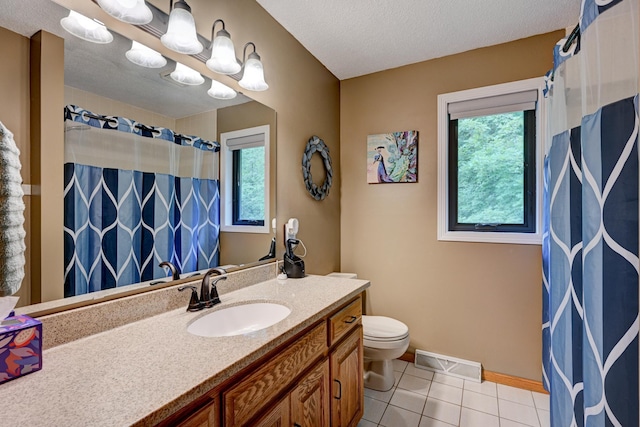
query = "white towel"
(0, 122, 25, 296)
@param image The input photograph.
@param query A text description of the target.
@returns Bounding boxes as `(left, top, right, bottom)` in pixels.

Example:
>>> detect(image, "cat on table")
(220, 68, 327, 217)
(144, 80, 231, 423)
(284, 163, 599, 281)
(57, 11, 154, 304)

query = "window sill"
(438, 230, 542, 245)
(221, 224, 270, 234)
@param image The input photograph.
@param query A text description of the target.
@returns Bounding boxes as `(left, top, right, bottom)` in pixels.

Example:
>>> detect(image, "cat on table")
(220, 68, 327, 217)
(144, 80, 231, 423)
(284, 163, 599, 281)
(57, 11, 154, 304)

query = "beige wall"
(0, 27, 31, 306)
(65, 86, 177, 130)
(217, 101, 277, 266)
(30, 30, 65, 303)
(340, 31, 564, 380)
(176, 110, 216, 142)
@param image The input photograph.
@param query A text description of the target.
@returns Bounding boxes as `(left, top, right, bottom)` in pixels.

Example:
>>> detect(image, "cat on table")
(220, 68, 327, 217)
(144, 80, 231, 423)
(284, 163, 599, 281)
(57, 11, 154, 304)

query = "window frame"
(220, 124, 270, 234)
(437, 77, 545, 245)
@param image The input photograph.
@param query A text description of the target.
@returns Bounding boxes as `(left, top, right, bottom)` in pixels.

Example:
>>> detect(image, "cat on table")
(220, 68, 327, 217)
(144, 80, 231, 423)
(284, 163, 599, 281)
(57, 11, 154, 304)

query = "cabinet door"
(290, 360, 330, 427)
(253, 395, 291, 427)
(177, 400, 219, 427)
(330, 326, 364, 427)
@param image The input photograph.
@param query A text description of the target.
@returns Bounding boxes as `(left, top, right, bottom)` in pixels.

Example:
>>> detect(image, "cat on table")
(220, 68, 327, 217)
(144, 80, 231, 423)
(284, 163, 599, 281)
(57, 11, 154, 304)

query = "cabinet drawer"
(223, 322, 328, 426)
(328, 296, 362, 346)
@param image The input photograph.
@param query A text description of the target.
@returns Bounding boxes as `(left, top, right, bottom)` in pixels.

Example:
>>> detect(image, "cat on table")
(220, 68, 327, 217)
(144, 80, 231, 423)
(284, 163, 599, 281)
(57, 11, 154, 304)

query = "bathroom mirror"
(0, 0, 277, 311)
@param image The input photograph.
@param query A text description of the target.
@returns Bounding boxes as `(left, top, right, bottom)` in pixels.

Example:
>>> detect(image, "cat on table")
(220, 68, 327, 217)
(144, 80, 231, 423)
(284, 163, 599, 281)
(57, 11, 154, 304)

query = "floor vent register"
(414, 350, 482, 383)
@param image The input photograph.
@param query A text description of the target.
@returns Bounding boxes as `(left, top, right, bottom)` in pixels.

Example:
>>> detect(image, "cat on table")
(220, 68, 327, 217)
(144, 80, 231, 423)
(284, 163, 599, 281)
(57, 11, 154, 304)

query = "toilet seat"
(362, 315, 409, 345)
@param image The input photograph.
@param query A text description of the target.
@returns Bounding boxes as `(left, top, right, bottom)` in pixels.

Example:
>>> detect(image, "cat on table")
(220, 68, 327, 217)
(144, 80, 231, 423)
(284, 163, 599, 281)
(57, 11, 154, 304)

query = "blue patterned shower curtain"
(63, 105, 220, 297)
(542, 0, 639, 425)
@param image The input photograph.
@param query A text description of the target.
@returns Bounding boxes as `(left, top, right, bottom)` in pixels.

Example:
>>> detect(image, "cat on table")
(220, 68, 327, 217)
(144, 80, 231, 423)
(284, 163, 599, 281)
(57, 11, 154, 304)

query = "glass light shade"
(206, 32, 241, 75)
(170, 63, 204, 85)
(97, 0, 152, 25)
(207, 80, 237, 100)
(125, 41, 167, 68)
(160, 8, 203, 54)
(60, 11, 113, 44)
(238, 55, 269, 91)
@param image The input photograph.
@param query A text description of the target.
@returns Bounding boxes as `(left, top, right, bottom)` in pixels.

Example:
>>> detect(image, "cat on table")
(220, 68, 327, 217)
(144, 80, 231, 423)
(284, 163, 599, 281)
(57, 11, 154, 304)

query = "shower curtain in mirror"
(542, 0, 639, 425)
(63, 105, 220, 297)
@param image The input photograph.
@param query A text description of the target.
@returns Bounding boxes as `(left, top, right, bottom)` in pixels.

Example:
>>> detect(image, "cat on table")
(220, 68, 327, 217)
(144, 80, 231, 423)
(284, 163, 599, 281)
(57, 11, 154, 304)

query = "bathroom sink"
(187, 303, 291, 337)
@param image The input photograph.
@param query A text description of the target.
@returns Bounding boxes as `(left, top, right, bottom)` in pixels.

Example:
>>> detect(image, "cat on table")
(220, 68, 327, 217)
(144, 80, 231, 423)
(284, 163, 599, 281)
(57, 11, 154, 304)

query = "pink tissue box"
(0, 315, 42, 384)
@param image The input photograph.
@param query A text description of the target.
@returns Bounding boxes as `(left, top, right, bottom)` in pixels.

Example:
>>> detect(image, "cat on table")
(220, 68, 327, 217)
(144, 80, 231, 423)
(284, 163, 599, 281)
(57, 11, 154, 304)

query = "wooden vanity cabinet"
(254, 360, 331, 427)
(330, 327, 364, 427)
(178, 401, 220, 427)
(253, 395, 291, 427)
(167, 390, 221, 427)
(223, 322, 328, 426)
(290, 360, 331, 426)
(166, 295, 364, 427)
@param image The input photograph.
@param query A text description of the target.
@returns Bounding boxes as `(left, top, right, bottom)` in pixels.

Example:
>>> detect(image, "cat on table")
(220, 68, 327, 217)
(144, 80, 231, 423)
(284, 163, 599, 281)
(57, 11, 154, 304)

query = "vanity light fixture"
(160, 0, 203, 55)
(97, 0, 152, 25)
(207, 79, 237, 100)
(125, 41, 167, 68)
(206, 19, 241, 75)
(170, 62, 205, 85)
(60, 10, 114, 44)
(238, 42, 269, 91)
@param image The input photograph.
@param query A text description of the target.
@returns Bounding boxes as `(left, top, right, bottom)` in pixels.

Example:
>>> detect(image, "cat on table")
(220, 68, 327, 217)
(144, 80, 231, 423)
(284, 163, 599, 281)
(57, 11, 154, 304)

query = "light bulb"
(239, 53, 268, 91)
(97, 0, 152, 25)
(206, 29, 241, 75)
(60, 11, 113, 44)
(161, 5, 202, 54)
(126, 41, 167, 68)
(170, 62, 204, 85)
(207, 80, 237, 100)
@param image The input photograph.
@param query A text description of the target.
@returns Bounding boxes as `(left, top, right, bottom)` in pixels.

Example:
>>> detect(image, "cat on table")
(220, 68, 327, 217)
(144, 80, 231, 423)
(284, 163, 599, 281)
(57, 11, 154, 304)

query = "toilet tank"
(326, 272, 358, 279)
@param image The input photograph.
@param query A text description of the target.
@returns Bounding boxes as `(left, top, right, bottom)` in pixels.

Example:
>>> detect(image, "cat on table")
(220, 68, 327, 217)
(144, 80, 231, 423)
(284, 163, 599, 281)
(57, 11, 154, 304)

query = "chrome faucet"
(159, 261, 180, 280)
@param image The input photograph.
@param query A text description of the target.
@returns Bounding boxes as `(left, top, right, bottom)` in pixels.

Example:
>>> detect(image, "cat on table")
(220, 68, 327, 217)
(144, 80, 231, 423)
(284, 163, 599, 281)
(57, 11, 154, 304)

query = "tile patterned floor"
(358, 360, 550, 427)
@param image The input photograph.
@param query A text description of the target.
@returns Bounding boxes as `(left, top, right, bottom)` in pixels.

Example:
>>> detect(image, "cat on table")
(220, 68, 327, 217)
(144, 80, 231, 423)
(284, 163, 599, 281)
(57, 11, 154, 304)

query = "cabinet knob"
(334, 379, 342, 400)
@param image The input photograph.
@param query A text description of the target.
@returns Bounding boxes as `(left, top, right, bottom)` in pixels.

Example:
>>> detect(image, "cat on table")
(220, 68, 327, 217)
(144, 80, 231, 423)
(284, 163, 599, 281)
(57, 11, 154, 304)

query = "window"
(232, 146, 265, 226)
(220, 125, 270, 233)
(437, 78, 544, 244)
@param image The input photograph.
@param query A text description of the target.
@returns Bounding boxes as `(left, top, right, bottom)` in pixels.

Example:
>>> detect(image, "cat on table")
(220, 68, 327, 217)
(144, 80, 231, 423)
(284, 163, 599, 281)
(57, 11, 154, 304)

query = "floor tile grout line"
(423, 394, 463, 407)
(385, 394, 428, 416)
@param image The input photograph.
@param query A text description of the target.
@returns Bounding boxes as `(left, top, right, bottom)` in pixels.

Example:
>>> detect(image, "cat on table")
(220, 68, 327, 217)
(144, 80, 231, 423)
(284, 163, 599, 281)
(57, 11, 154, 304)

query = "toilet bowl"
(362, 315, 410, 391)
(327, 272, 411, 392)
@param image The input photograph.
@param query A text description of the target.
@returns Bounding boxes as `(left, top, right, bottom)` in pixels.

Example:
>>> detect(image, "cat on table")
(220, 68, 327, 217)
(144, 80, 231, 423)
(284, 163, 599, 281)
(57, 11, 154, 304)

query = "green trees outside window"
(234, 146, 265, 224)
(457, 112, 525, 224)
(449, 110, 536, 233)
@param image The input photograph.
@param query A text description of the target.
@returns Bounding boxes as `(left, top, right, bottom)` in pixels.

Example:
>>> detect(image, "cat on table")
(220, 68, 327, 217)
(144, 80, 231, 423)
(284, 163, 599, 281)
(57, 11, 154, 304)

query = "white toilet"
(327, 273, 410, 391)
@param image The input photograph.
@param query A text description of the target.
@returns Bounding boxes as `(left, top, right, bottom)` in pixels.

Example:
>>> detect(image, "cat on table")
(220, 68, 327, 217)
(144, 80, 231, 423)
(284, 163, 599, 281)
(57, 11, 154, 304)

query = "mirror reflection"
(0, 0, 276, 310)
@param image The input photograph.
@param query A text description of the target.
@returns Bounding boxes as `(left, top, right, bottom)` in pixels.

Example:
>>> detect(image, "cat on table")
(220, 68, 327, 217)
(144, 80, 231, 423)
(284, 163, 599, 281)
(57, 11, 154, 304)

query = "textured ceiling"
(0, 0, 251, 119)
(256, 0, 581, 80)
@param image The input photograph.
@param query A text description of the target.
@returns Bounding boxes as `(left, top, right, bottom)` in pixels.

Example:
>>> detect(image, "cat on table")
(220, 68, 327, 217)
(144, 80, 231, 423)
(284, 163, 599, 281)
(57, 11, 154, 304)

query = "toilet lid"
(362, 315, 409, 341)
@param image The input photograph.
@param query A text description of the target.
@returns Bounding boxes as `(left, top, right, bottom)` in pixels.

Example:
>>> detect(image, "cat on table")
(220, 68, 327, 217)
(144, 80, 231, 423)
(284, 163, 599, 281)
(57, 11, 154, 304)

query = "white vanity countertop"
(0, 275, 369, 427)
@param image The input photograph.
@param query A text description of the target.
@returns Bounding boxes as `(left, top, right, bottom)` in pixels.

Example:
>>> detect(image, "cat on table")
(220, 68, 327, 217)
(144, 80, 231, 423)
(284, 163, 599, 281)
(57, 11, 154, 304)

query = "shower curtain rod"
(77, 112, 163, 134)
(66, 105, 219, 150)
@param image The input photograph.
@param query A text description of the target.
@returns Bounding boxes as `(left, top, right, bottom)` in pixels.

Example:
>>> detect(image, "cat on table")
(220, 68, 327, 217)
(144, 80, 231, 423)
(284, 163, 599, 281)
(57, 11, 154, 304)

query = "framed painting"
(367, 131, 418, 184)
